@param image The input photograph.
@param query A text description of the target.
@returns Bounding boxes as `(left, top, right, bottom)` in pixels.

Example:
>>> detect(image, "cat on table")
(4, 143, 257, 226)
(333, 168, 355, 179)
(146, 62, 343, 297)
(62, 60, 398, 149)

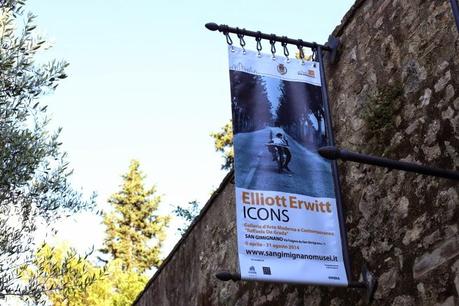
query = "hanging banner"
(229, 46, 348, 286)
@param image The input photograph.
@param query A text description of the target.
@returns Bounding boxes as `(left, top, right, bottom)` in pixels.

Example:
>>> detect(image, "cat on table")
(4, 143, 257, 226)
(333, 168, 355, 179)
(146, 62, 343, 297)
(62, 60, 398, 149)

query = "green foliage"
(101, 160, 170, 273)
(361, 84, 403, 155)
(22, 244, 147, 306)
(210, 121, 234, 170)
(294, 51, 312, 61)
(107, 263, 147, 306)
(0, 1, 93, 299)
(173, 200, 200, 235)
(21, 161, 168, 305)
(20, 244, 105, 305)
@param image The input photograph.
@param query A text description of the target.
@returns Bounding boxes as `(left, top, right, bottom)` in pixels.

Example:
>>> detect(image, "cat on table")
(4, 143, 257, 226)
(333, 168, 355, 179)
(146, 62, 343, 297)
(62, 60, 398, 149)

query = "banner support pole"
(318, 146, 459, 180)
(316, 45, 354, 285)
(316, 47, 376, 302)
(316, 46, 376, 303)
(215, 268, 376, 303)
(205, 22, 331, 51)
(449, 0, 459, 32)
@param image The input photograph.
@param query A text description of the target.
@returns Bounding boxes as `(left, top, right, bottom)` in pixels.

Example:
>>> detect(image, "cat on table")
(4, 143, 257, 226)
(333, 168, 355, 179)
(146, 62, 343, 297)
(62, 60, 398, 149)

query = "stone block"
(413, 235, 459, 279)
(375, 268, 398, 299)
(391, 295, 415, 306)
(435, 296, 457, 306)
(452, 259, 459, 295)
(419, 88, 432, 107)
(434, 70, 451, 92)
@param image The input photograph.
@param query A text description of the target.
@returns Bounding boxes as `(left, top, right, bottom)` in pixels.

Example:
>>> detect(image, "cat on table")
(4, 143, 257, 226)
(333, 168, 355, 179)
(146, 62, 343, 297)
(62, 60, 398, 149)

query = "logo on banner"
(298, 69, 316, 78)
(248, 266, 256, 274)
(277, 64, 287, 75)
(262, 266, 272, 275)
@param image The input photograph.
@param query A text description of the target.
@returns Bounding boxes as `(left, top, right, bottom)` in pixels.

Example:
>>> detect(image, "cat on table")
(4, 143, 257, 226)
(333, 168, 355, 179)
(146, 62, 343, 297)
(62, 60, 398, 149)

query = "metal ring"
(237, 32, 246, 53)
(225, 32, 233, 45)
(312, 42, 318, 60)
(297, 44, 305, 64)
(270, 37, 276, 60)
(297, 45, 305, 60)
(281, 41, 289, 58)
(237, 33, 246, 47)
(255, 35, 262, 57)
(312, 46, 321, 62)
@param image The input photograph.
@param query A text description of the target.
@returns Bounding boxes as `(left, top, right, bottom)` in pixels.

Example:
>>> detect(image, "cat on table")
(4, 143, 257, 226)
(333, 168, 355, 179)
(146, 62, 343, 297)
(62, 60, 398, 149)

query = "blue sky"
(26, 0, 355, 253)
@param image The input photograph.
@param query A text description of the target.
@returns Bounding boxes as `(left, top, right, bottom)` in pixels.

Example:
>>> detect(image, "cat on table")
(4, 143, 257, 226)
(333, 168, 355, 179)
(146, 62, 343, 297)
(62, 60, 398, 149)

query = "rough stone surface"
(375, 267, 398, 299)
(391, 295, 415, 306)
(413, 235, 459, 280)
(135, 0, 459, 305)
(434, 71, 451, 92)
(452, 259, 459, 296)
(396, 196, 409, 219)
(435, 296, 457, 306)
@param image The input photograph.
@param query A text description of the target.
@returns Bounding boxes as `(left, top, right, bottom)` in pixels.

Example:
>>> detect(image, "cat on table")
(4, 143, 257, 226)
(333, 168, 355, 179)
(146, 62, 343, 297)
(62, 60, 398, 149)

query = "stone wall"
(134, 0, 459, 305)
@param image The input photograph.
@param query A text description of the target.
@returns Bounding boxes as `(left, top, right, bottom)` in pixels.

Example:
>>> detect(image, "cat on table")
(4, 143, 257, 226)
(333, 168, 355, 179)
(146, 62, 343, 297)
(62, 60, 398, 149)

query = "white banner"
(229, 46, 348, 285)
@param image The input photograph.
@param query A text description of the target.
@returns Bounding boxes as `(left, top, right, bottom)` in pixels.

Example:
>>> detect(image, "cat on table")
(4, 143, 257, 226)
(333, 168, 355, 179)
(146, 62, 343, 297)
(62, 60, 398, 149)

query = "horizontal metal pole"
(205, 22, 331, 51)
(450, 0, 459, 32)
(215, 271, 241, 282)
(216, 270, 371, 292)
(348, 281, 367, 288)
(318, 146, 459, 181)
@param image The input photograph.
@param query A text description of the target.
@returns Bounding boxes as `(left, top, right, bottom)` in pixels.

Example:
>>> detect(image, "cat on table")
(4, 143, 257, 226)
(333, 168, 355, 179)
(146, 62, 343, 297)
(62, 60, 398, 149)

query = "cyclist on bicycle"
(268, 132, 292, 172)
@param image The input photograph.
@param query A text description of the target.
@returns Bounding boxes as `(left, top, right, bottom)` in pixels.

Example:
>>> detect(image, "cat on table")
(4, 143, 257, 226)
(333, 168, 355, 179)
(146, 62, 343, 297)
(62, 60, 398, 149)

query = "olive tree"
(0, 0, 93, 300)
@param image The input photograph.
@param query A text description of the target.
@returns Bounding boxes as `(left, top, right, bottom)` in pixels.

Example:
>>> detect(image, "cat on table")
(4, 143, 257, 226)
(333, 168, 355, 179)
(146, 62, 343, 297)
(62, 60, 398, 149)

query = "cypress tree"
(101, 160, 169, 273)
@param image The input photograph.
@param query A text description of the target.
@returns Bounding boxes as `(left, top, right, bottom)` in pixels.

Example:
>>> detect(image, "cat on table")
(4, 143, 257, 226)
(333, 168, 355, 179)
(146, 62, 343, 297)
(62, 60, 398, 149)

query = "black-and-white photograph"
(231, 70, 335, 198)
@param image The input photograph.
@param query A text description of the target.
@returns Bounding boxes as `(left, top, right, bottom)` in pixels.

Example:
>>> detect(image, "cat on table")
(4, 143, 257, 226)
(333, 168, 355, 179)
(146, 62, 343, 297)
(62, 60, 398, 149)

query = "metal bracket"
(318, 146, 459, 181)
(348, 265, 377, 304)
(325, 35, 341, 64)
(215, 271, 241, 282)
(450, 0, 459, 32)
(216, 266, 376, 304)
(205, 22, 334, 52)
